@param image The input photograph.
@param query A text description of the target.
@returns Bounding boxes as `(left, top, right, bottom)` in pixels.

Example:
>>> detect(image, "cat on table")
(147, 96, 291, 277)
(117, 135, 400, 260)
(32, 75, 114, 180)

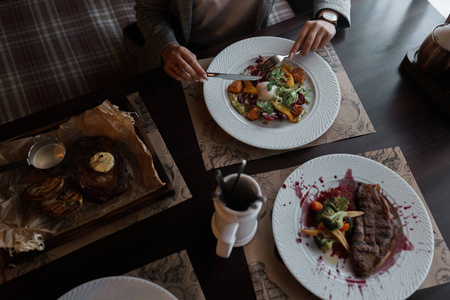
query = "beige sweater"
(189, 0, 260, 47)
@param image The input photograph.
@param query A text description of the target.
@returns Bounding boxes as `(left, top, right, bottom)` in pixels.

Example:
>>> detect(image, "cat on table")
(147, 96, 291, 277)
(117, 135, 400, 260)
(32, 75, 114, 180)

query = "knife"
(207, 73, 262, 80)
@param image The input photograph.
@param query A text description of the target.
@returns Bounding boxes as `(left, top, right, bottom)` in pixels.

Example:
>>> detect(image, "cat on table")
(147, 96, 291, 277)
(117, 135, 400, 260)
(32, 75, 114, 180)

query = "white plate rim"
(203, 36, 340, 150)
(57, 276, 177, 300)
(272, 153, 434, 300)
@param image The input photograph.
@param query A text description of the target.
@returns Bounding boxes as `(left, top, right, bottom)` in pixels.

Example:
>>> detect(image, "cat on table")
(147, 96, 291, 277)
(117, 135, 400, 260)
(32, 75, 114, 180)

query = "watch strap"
(317, 15, 337, 30)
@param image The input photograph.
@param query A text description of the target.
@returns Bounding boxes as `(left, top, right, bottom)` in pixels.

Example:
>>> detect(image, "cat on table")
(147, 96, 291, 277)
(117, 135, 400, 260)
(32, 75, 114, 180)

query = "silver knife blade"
(207, 73, 262, 81)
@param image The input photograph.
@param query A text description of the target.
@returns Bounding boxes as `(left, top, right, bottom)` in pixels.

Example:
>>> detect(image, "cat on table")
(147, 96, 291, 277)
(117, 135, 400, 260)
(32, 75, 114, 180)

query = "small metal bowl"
(0, 137, 67, 174)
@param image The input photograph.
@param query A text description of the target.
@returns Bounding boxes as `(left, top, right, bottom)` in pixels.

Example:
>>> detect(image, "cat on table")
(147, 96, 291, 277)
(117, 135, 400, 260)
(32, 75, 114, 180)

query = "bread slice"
(41, 189, 83, 217)
(23, 176, 64, 201)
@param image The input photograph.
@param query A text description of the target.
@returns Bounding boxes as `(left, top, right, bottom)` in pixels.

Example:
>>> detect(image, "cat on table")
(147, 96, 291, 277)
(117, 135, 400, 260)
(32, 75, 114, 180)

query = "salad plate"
(272, 154, 434, 300)
(58, 276, 177, 300)
(203, 36, 340, 150)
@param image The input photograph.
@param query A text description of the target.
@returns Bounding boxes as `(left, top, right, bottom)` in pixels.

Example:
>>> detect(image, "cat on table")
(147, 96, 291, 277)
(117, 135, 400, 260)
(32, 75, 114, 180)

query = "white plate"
(203, 36, 340, 150)
(58, 276, 177, 300)
(272, 154, 434, 300)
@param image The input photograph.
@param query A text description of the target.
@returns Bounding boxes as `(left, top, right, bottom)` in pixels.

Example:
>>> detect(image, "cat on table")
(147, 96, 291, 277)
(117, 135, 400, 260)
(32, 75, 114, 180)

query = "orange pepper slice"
(243, 81, 257, 94)
(271, 101, 297, 123)
(281, 68, 295, 87)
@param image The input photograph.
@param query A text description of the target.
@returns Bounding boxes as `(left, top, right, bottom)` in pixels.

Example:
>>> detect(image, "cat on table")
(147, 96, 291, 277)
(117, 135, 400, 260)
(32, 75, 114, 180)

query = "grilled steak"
(72, 137, 128, 202)
(351, 183, 397, 277)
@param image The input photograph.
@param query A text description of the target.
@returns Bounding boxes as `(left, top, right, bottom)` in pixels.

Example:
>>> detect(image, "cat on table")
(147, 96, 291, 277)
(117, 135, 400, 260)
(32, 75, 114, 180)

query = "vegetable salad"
(227, 56, 313, 123)
(302, 197, 364, 253)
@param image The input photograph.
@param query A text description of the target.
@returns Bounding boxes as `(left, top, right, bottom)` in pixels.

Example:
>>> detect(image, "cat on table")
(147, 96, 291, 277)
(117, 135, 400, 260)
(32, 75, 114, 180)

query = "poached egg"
(256, 81, 276, 101)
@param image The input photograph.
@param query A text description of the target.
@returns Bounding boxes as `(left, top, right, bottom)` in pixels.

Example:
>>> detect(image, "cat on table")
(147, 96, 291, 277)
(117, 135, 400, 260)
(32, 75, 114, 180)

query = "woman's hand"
(162, 43, 208, 82)
(289, 20, 336, 58)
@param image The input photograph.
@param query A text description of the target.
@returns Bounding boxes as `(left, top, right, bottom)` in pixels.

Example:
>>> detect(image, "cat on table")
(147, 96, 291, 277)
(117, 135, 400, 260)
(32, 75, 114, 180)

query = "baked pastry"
(23, 176, 64, 201)
(41, 189, 83, 217)
(72, 136, 129, 202)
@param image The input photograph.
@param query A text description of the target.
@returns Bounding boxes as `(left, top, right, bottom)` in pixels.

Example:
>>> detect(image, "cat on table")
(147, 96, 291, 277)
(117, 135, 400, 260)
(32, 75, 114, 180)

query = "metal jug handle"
(0, 159, 29, 174)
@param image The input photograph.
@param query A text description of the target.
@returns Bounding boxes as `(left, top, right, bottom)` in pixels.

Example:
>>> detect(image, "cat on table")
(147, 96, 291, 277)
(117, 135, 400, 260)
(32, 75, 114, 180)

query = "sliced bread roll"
(23, 176, 64, 201)
(41, 189, 83, 217)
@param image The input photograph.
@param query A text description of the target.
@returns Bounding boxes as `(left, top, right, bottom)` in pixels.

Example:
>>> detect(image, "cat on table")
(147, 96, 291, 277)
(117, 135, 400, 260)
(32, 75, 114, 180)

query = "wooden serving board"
(1, 96, 174, 264)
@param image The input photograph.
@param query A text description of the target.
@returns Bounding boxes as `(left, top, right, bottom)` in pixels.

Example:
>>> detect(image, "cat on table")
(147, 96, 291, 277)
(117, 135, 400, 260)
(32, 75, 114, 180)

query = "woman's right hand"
(289, 19, 336, 58)
(161, 43, 208, 82)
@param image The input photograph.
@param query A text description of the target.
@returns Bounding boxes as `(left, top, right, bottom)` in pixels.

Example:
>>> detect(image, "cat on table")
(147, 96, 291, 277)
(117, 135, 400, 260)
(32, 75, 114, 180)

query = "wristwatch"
(317, 11, 338, 29)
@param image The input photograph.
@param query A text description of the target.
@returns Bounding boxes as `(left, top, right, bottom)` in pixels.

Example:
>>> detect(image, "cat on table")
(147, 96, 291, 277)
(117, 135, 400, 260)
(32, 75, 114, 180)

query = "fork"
(258, 51, 301, 72)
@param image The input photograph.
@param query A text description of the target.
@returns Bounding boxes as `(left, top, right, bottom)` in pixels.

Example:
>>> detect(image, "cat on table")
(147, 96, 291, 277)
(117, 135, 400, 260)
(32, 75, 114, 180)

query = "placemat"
(243, 146, 450, 299)
(124, 249, 206, 300)
(0, 92, 191, 284)
(182, 43, 376, 170)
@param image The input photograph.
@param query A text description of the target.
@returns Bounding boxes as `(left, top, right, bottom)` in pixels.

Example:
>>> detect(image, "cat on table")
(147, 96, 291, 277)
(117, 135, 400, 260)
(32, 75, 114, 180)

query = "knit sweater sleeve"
(314, 0, 351, 29)
(134, 0, 181, 63)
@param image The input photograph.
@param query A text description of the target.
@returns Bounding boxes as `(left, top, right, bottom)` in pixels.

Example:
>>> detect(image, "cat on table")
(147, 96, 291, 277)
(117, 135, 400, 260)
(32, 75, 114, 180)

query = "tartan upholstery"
(0, 0, 137, 124)
(269, 0, 295, 26)
(0, 0, 295, 125)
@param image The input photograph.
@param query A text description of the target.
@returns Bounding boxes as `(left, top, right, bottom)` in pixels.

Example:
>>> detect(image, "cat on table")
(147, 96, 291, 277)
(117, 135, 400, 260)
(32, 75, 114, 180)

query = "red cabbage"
(295, 92, 306, 105)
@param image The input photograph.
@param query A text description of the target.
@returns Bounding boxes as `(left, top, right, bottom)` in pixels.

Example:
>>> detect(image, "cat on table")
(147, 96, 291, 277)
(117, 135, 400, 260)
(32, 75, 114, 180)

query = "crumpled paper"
(0, 101, 165, 254)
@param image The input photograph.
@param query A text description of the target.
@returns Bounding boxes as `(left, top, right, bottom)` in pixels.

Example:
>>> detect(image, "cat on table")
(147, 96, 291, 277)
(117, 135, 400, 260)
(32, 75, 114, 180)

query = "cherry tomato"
(340, 221, 350, 232)
(311, 201, 323, 212)
(317, 222, 326, 231)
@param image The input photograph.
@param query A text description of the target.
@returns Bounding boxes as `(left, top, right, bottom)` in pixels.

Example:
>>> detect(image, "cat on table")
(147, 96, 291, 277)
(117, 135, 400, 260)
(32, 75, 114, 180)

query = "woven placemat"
(124, 249, 206, 300)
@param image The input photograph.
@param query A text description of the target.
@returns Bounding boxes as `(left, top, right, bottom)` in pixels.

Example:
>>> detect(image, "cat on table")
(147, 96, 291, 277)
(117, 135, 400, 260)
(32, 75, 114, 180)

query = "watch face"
(323, 12, 338, 22)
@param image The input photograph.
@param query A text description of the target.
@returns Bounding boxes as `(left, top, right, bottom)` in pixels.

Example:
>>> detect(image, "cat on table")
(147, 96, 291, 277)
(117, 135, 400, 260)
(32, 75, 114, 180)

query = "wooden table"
(1, 0, 449, 299)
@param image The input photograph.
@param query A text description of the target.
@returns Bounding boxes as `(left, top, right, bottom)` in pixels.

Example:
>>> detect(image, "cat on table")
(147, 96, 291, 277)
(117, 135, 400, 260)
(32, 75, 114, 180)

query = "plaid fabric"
(0, 0, 295, 125)
(0, 0, 137, 125)
(268, 0, 295, 26)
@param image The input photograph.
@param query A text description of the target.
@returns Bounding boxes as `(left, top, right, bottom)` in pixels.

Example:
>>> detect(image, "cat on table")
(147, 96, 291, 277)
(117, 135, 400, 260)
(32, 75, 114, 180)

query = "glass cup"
(416, 23, 450, 75)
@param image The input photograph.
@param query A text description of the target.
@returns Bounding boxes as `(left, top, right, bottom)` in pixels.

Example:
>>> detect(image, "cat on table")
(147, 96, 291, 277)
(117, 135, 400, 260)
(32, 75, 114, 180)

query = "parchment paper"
(0, 101, 165, 253)
(182, 43, 376, 170)
(243, 147, 450, 299)
(0, 93, 192, 284)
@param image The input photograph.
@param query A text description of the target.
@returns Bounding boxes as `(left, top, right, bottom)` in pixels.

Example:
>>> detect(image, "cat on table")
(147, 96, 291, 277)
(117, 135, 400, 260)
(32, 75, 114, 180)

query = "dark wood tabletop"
(1, 0, 449, 299)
